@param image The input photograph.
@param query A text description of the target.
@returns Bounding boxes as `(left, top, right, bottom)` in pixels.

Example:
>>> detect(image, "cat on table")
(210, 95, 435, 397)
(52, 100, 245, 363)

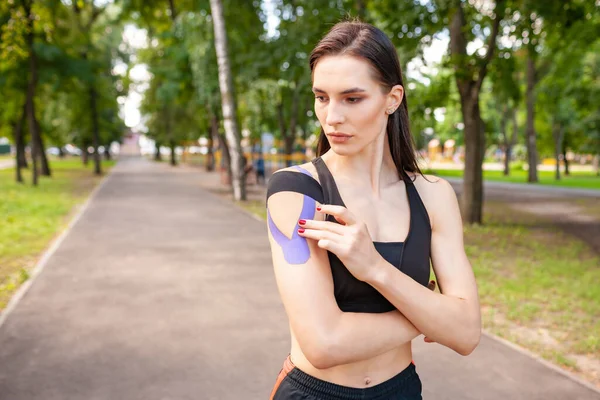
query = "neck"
(321, 132, 399, 200)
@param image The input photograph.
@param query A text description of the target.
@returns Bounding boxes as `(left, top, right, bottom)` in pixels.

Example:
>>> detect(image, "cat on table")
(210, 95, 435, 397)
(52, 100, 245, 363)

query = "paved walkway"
(0, 159, 14, 170)
(0, 156, 598, 399)
(443, 177, 600, 199)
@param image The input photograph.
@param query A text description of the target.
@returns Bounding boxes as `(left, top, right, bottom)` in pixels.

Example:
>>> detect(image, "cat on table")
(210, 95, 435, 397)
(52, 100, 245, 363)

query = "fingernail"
(298, 228, 305, 233)
(298, 219, 306, 225)
(316, 206, 321, 211)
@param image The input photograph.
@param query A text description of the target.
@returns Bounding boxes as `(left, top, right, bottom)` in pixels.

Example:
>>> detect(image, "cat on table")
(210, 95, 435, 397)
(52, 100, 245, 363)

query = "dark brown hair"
(310, 20, 424, 182)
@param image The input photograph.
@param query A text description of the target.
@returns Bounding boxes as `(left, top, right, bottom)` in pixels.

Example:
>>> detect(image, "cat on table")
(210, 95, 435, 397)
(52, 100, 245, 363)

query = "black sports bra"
(266, 157, 432, 313)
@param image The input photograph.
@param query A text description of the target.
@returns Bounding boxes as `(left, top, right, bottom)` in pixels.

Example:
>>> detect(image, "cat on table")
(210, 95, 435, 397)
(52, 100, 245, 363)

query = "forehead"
(312, 55, 378, 91)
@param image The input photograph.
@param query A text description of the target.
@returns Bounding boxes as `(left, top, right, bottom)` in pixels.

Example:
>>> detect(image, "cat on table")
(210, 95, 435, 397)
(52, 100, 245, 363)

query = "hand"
(297, 204, 382, 282)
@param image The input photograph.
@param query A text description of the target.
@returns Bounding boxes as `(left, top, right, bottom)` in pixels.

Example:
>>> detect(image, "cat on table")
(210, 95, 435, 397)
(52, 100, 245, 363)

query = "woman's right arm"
(267, 172, 421, 369)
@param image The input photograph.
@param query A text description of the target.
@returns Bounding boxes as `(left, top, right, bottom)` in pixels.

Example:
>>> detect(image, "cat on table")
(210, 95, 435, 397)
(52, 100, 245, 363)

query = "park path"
(0, 156, 598, 399)
(0, 159, 14, 170)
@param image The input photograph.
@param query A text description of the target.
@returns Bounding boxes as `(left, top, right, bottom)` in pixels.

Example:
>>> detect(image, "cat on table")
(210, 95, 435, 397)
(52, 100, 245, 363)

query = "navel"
(364, 376, 372, 386)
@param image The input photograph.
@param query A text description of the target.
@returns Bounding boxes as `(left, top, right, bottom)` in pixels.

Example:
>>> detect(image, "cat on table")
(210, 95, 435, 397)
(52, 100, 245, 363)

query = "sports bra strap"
(311, 157, 346, 208)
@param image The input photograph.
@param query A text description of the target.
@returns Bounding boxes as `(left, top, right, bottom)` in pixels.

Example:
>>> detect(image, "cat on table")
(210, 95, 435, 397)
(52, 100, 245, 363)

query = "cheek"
(354, 100, 386, 129)
(314, 102, 326, 122)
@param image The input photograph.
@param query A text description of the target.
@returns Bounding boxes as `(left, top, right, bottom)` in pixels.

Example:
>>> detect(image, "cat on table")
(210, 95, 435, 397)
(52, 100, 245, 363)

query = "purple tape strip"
(267, 166, 316, 265)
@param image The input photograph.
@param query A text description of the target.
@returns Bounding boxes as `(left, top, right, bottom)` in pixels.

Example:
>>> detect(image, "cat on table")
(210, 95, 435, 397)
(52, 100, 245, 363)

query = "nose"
(325, 101, 345, 127)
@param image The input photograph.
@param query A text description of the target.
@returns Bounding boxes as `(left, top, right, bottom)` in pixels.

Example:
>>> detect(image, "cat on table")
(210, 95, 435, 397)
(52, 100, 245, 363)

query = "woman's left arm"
(368, 178, 481, 355)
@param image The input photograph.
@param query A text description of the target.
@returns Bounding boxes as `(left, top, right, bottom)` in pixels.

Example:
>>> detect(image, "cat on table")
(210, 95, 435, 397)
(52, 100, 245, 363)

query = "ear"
(386, 84, 404, 111)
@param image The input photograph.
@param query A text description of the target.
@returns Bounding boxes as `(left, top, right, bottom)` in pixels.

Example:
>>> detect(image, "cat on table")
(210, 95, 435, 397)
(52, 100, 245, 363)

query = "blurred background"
(1, 0, 599, 393)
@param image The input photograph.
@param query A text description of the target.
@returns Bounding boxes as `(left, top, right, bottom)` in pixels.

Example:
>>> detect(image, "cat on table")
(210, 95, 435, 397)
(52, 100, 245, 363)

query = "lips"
(327, 132, 352, 144)
(327, 132, 352, 138)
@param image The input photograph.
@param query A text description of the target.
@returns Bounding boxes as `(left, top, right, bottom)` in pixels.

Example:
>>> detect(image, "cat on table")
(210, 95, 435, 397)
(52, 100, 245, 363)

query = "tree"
(447, 0, 506, 224)
(209, 0, 245, 201)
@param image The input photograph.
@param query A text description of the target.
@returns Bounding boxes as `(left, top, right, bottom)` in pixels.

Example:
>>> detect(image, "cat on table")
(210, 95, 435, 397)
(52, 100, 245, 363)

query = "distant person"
(255, 156, 265, 185)
(266, 20, 480, 400)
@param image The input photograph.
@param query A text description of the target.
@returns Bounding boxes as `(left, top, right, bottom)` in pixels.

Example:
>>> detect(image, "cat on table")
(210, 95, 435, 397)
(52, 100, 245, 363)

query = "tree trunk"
(460, 97, 485, 224)
(277, 101, 287, 169)
(170, 141, 177, 166)
(24, 2, 39, 186)
(13, 101, 27, 183)
(89, 85, 102, 175)
(206, 108, 220, 172)
(500, 105, 509, 176)
(552, 122, 565, 181)
(507, 107, 519, 174)
(504, 146, 511, 177)
(206, 133, 215, 172)
(103, 145, 111, 160)
(449, 1, 504, 224)
(562, 135, 569, 176)
(525, 49, 539, 183)
(217, 132, 232, 182)
(278, 85, 301, 168)
(210, 0, 246, 201)
(287, 84, 301, 166)
(154, 141, 162, 161)
(168, 0, 177, 20)
(82, 144, 89, 165)
(35, 119, 51, 176)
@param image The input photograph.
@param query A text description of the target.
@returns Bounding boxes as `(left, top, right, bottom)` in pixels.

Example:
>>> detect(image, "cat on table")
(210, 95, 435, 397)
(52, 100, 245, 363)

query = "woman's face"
(312, 55, 402, 156)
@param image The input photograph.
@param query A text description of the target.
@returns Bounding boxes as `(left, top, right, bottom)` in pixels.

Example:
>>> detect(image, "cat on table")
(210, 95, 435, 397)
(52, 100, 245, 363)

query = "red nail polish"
(298, 220, 306, 225)
(298, 228, 305, 233)
(316, 207, 321, 211)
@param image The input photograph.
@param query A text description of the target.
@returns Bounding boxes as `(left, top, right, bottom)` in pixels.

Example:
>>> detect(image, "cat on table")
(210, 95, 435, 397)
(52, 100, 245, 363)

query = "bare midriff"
(289, 330, 413, 388)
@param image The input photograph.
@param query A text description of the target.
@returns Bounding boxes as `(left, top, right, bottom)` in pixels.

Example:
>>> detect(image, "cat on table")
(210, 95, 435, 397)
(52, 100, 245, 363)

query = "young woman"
(266, 20, 481, 400)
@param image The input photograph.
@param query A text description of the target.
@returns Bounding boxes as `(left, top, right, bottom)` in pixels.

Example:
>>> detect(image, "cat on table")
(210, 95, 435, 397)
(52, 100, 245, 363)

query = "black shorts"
(269, 356, 422, 400)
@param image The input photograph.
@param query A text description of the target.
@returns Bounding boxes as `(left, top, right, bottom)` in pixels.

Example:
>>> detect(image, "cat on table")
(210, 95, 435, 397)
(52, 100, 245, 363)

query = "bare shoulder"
(274, 162, 321, 184)
(407, 172, 459, 230)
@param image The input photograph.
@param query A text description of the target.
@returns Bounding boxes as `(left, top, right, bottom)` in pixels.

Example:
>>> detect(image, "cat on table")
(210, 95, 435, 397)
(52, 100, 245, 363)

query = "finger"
(317, 204, 357, 225)
(297, 228, 340, 243)
(316, 238, 344, 254)
(298, 219, 346, 235)
(298, 228, 345, 254)
(424, 337, 435, 343)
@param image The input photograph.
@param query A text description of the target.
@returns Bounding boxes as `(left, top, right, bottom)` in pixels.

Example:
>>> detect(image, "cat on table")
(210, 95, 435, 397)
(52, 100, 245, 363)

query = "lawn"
(467, 202, 599, 373)
(426, 168, 600, 190)
(237, 197, 600, 386)
(0, 158, 115, 310)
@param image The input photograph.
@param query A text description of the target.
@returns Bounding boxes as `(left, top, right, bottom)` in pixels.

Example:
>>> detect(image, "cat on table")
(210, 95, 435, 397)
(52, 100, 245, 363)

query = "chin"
(328, 143, 358, 157)
(328, 139, 369, 157)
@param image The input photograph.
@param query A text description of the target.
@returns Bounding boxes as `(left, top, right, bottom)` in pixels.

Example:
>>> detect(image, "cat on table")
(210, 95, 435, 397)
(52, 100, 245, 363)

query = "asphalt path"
(0, 156, 598, 399)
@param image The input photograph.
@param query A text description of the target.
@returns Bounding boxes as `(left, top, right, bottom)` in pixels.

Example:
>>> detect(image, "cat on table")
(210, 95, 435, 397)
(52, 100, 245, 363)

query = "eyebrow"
(312, 87, 366, 95)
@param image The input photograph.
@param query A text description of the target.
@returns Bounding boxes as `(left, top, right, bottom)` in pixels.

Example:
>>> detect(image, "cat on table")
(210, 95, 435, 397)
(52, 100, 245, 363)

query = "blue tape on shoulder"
(267, 165, 316, 264)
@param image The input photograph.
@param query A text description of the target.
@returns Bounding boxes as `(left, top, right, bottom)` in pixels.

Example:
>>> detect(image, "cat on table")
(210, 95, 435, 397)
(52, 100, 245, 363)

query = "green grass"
(0, 154, 12, 161)
(238, 198, 600, 376)
(0, 158, 115, 310)
(467, 202, 600, 363)
(426, 168, 600, 190)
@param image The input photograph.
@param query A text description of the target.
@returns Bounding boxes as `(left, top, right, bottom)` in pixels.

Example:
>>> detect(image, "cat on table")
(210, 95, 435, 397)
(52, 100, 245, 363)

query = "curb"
(482, 330, 600, 394)
(0, 161, 117, 330)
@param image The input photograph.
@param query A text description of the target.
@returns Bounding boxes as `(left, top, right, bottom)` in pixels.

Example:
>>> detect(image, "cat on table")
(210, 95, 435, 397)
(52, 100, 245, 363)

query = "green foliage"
(0, 0, 126, 160)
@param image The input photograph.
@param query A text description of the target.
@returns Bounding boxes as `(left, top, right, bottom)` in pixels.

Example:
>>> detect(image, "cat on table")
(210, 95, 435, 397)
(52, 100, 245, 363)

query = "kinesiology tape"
(266, 166, 324, 264)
